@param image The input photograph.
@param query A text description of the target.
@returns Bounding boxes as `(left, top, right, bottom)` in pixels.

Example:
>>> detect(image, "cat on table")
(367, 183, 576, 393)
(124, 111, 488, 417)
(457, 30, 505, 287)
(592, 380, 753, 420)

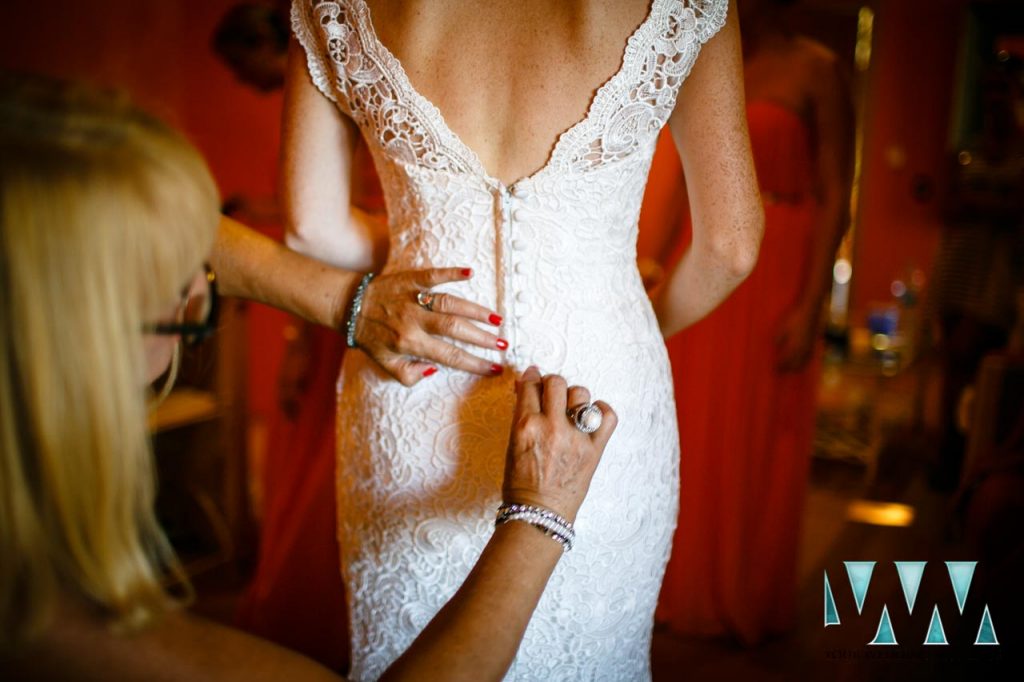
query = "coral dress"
(235, 326, 349, 671)
(658, 100, 822, 644)
(291, 1, 728, 679)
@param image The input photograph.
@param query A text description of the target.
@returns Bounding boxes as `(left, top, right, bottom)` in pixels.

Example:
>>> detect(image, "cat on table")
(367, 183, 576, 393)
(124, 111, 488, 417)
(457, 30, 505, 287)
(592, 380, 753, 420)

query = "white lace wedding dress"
(291, 1, 727, 679)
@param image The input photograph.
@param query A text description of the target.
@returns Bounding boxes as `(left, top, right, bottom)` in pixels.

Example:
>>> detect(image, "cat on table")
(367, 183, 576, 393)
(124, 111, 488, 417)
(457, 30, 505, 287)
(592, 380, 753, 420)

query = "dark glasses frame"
(143, 263, 219, 345)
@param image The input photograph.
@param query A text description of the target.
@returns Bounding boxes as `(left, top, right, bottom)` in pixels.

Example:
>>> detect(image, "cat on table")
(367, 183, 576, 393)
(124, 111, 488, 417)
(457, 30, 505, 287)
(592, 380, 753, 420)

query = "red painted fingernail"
(488, 313, 503, 326)
(490, 363, 503, 375)
(422, 367, 438, 377)
(461, 268, 473, 277)
(496, 338, 509, 350)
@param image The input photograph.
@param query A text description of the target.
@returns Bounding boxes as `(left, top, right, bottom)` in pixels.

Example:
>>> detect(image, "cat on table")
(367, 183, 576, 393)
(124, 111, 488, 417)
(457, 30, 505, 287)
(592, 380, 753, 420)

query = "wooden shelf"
(150, 298, 253, 574)
(149, 388, 221, 434)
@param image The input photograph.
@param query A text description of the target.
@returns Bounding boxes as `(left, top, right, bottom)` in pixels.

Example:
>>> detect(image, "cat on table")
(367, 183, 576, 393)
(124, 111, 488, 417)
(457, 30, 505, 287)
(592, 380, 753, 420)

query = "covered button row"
(508, 247, 531, 305)
(506, 198, 532, 314)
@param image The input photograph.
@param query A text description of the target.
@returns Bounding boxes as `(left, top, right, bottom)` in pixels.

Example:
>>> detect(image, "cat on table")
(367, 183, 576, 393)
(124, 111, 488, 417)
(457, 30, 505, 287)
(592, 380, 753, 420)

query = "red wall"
(0, 0, 288, 423)
(0, 1, 283, 199)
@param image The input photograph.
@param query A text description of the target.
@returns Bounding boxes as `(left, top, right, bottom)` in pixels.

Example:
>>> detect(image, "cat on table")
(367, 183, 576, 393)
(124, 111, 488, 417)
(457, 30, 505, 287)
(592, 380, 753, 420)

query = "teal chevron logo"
(824, 561, 999, 646)
(976, 605, 999, 645)
(824, 571, 841, 627)
(946, 561, 976, 614)
(924, 605, 948, 645)
(869, 605, 898, 645)
(895, 561, 926, 613)
(844, 561, 875, 615)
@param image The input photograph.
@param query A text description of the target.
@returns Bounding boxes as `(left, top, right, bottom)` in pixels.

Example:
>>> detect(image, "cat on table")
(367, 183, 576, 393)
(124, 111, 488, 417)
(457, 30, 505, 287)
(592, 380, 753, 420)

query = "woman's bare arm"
(280, 39, 380, 271)
(654, 0, 764, 337)
(212, 215, 361, 330)
(5, 371, 615, 682)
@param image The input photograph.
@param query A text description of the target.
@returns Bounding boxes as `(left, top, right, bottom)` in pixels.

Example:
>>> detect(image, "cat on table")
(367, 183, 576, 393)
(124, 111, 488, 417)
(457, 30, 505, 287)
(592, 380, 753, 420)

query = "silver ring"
(566, 402, 602, 434)
(416, 290, 436, 312)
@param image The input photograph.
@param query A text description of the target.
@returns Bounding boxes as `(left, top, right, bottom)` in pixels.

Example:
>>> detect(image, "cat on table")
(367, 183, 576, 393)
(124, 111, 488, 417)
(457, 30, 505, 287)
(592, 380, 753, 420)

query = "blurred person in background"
(926, 48, 1024, 492)
(654, 0, 854, 644)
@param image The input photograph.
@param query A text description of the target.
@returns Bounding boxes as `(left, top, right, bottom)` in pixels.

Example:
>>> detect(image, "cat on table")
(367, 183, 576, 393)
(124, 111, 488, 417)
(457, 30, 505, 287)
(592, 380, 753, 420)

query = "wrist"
(490, 519, 565, 563)
(501, 489, 577, 524)
(342, 271, 375, 346)
(495, 501, 576, 552)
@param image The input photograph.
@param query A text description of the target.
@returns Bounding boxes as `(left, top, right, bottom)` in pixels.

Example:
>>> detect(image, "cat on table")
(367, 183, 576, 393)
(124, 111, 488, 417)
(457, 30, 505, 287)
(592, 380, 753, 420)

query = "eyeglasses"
(143, 263, 219, 346)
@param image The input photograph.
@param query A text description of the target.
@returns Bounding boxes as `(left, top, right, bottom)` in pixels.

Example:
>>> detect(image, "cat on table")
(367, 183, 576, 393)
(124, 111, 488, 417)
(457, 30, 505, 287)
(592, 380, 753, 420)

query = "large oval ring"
(566, 402, 602, 434)
(416, 290, 436, 312)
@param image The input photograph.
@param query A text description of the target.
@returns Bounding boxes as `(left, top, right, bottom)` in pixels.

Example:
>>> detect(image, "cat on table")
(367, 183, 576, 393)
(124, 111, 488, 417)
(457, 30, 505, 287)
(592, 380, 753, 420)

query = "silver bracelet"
(496, 502, 576, 552)
(345, 272, 376, 349)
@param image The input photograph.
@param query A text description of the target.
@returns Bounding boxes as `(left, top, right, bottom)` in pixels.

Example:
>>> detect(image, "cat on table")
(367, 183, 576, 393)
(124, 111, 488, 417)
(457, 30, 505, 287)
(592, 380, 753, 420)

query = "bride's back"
(364, 0, 651, 186)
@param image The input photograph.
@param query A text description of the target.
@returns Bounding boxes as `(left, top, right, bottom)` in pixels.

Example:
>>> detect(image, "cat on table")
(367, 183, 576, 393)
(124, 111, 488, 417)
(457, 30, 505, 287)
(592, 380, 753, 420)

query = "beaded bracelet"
(345, 272, 376, 349)
(495, 502, 576, 552)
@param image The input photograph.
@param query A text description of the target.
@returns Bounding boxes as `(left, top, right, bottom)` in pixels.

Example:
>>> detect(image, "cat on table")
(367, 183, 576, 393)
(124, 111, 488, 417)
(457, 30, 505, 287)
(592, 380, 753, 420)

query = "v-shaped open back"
(352, 0, 666, 190)
(294, 0, 727, 193)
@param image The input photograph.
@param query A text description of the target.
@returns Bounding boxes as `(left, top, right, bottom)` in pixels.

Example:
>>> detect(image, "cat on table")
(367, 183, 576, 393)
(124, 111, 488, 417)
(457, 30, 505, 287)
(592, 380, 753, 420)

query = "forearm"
(655, 223, 761, 337)
(381, 522, 562, 682)
(212, 215, 362, 330)
(285, 206, 388, 273)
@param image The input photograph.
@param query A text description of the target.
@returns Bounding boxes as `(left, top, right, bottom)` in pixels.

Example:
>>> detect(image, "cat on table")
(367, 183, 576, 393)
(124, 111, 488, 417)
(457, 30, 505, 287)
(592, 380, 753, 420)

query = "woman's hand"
(774, 303, 821, 373)
(502, 367, 618, 523)
(353, 267, 508, 386)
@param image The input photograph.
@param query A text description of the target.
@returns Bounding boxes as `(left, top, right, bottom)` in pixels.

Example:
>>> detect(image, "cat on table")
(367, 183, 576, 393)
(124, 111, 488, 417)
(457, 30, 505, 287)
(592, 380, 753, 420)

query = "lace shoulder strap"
(291, 0, 479, 175)
(290, 0, 344, 105)
(692, 0, 728, 44)
(555, 0, 730, 175)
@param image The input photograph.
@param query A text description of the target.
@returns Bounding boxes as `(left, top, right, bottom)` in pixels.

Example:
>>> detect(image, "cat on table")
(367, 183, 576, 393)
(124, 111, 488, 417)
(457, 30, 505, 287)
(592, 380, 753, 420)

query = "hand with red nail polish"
(504, 366, 618, 524)
(348, 266, 506, 387)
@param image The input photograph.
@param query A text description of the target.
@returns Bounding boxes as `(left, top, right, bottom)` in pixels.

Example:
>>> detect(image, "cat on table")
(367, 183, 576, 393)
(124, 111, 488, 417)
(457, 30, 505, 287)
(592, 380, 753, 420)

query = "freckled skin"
(502, 374, 617, 524)
(363, 0, 764, 337)
(367, 0, 652, 185)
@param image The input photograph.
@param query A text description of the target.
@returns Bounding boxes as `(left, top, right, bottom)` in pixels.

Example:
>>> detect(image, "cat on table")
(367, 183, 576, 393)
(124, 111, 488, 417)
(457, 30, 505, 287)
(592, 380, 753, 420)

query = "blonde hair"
(0, 75, 220, 645)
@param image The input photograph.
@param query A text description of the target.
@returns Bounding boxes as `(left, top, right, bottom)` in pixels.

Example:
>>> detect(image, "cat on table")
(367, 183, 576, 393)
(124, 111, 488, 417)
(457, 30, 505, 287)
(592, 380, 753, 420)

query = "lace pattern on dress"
(291, 0, 727, 185)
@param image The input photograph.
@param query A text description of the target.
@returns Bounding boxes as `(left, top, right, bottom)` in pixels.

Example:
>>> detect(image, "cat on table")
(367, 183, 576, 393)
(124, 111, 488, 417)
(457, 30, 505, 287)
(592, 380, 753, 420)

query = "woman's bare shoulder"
(1, 594, 340, 682)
